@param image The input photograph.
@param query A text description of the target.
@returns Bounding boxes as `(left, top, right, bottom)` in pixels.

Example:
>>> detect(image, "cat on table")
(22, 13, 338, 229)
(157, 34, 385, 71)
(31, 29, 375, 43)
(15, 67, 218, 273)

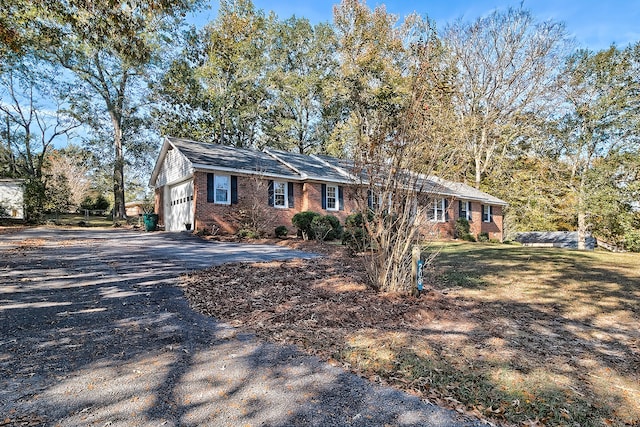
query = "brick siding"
(158, 171, 503, 240)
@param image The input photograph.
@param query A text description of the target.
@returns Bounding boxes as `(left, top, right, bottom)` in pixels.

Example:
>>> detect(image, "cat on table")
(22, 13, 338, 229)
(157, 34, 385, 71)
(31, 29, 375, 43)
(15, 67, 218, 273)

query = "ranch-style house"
(149, 137, 507, 240)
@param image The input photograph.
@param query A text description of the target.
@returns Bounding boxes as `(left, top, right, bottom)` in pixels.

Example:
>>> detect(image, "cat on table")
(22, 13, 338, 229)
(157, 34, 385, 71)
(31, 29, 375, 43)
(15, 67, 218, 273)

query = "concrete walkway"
(0, 227, 481, 426)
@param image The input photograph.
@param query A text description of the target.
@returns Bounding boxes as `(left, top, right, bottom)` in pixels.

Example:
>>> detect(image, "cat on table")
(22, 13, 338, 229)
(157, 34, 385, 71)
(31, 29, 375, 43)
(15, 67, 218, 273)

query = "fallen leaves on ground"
(182, 239, 640, 427)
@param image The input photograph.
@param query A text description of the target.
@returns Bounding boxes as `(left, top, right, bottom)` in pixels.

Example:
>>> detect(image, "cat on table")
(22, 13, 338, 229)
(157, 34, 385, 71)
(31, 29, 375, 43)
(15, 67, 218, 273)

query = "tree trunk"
(111, 116, 126, 221)
(577, 175, 587, 250)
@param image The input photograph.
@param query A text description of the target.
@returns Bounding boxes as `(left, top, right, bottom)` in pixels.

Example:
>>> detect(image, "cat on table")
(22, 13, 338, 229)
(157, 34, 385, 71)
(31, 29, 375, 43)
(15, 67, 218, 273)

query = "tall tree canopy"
(443, 7, 570, 189)
(6, 0, 203, 220)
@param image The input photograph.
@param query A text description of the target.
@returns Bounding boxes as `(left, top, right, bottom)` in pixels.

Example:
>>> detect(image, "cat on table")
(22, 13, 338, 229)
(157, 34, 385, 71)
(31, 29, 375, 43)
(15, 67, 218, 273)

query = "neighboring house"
(149, 137, 507, 239)
(0, 179, 25, 220)
(125, 201, 146, 217)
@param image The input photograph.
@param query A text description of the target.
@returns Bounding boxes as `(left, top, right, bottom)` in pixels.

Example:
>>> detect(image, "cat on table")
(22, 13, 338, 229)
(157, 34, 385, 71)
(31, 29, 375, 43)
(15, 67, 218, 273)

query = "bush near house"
(292, 211, 321, 240)
(342, 212, 372, 254)
(274, 225, 288, 238)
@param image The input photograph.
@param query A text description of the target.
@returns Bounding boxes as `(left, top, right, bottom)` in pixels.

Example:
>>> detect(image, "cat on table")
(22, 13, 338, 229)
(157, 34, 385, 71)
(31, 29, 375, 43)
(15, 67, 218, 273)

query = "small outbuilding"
(514, 231, 596, 250)
(0, 179, 25, 219)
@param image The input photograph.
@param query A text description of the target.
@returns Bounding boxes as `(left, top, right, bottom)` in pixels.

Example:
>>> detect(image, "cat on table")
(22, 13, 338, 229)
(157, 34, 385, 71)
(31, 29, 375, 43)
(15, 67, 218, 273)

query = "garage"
(166, 179, 193, 231)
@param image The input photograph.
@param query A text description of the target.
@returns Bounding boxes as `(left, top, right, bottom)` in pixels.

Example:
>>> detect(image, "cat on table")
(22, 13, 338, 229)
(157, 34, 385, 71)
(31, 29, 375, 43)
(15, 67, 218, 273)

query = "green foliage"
(79, 194, 110, 212)
(274, 225, 288, 238)
(311, 214, 343, 241)
(454, 217, 470, 237)
(292, 211, 321, 240)
(342, 212, 372, 254)
(461, 233, 476, 242)
(237, 228, 260, 239)
(477, 231, 489, 242)
(93, 194, 110, 211)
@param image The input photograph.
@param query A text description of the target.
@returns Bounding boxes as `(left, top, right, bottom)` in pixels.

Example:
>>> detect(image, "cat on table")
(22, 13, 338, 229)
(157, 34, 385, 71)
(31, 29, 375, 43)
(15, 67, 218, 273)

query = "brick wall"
(302, 182, 358, 223)
(193, 172, 304, 235)
(167, 171, 504, 240)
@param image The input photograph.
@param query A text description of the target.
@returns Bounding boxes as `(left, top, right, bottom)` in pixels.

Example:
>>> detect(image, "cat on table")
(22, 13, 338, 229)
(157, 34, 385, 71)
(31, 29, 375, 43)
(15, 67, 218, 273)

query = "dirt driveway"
(0, 227, 480, 426)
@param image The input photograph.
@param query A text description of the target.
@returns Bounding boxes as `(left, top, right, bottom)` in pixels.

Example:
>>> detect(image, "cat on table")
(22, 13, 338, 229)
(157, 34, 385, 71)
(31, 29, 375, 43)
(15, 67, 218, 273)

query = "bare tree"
(334, 0, 459, 293)
(46, 149, 91, 211)
(443, 7, 570, 188)
(0, 61, 80, 218)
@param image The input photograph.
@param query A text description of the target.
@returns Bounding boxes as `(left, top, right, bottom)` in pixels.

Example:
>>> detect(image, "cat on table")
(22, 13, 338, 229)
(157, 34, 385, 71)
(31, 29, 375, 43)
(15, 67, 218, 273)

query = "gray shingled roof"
(168, 137, 299, 178)
(161, 137, 507, 205)
(266, 149, 351, 182)
(421, 176, 508, 206)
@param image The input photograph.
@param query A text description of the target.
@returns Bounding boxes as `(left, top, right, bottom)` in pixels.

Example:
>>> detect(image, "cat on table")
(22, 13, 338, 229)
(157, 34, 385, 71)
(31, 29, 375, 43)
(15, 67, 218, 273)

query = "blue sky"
(191, 0, 640, 51)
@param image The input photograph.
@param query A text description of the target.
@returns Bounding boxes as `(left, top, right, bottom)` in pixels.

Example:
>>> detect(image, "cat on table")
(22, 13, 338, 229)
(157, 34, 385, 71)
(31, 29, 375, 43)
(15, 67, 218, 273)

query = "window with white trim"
(274, 181, 287, 208)
(326, 185, 338, 210)
(214, 175, 230, 205)
(428, 198, 447, 222)
(460, 200, 472, 221)
(483, 204, 493, 223)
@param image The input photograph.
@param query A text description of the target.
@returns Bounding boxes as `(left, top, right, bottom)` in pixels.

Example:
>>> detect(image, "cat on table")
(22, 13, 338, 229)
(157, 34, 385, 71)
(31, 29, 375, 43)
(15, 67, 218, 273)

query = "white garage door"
(167, 180, 193, 231)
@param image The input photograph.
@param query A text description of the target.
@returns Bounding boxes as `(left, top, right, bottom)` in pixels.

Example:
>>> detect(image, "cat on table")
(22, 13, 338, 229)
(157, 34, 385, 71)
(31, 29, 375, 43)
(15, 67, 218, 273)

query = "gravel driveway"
(0, 227, 481, 426)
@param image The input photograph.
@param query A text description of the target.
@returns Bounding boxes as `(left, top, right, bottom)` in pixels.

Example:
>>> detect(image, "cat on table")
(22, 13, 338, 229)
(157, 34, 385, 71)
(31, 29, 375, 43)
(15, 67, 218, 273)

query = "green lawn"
(44, 212, 140, 227)
(414, 242, 640, 426)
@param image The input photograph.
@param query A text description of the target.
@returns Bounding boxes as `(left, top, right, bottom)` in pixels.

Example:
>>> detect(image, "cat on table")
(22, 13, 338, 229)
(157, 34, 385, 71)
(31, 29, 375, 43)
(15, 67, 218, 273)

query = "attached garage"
(165, 179, 193, 231)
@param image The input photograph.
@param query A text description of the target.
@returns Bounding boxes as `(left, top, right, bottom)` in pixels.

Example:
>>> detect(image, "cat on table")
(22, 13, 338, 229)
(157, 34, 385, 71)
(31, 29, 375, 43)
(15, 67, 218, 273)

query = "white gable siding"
(156, 147, 193, 187)
(0, 180, 24, 219)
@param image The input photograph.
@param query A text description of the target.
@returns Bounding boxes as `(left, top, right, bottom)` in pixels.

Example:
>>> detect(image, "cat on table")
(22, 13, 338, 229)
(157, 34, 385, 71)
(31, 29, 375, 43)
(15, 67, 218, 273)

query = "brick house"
(149, 137, 507, 240)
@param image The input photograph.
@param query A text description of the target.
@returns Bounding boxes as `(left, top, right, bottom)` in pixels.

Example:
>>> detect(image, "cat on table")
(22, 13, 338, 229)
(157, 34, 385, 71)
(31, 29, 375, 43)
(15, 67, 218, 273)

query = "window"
(274, 181, 287, 208)
(459, 200, 472, 221)
(214, 175, 230, 205)
(326, 185, 338, 210)
(428, 198, 447, 222)
(482, 204, 493, 223)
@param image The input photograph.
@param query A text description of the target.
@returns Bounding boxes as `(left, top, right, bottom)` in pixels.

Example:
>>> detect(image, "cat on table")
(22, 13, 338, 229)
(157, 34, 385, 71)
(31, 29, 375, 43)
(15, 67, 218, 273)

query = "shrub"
(462, 233, 476, 242)
(454, 218, 470, 238)
(310, 214, 343, 241)
(292, 211, 321, 240)
(342, 212, 372, 254)
(274, 225, 288, 238)
(237, 228, 260, 239)
(477, 231, 489, 242)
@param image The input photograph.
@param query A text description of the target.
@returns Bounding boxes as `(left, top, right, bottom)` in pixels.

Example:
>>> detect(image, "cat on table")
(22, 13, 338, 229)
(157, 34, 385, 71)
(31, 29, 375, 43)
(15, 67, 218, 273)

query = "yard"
(183, 241, 640, 426)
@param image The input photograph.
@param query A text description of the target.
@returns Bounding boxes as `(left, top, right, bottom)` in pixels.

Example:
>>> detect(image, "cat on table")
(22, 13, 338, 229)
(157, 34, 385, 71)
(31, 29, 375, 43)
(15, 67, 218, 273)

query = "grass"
(43, 213, 136, 227)
(185, 241, 640, 426)
(416, 242, 640, 426)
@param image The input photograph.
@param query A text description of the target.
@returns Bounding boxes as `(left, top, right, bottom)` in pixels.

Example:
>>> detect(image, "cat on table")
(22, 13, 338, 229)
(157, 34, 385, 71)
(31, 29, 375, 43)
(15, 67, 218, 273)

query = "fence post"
(411, 245, 423, 297)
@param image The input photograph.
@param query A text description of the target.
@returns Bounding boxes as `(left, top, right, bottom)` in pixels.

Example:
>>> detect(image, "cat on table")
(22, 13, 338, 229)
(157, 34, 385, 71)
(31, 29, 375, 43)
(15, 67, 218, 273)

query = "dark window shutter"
(367, 189, 373, 209)
(459, 200, 463, 218)
(468, 202, 472, 220)
(321, 184, 327, 209)
(207, 173, 215, 203)
(481, 204, 486, 222)
(445, 199, 449, 222)
(268, 180, 274, 207)
(338, 186, 344, 211)
(231, 176, 238, 204)
(287, 182, 294, 208)
(489, 205, 493, 222)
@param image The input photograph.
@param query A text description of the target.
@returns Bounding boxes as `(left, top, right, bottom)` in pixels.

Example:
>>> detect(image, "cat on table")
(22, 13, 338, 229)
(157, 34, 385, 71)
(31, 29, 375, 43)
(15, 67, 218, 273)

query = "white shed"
(0, 179, 25, 219)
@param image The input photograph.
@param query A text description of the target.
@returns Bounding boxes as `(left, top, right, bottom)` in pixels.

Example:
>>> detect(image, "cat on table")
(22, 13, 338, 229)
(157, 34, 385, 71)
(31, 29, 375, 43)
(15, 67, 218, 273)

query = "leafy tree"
(262, 17, 340, 153)
(333, 0, 459, 293)
(552, 45, 640, 249)
(151, 27, 218, 144)
(0, 56, 80, 219)
(198, 0, 269, 148)
(20, 0, 202, 220)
